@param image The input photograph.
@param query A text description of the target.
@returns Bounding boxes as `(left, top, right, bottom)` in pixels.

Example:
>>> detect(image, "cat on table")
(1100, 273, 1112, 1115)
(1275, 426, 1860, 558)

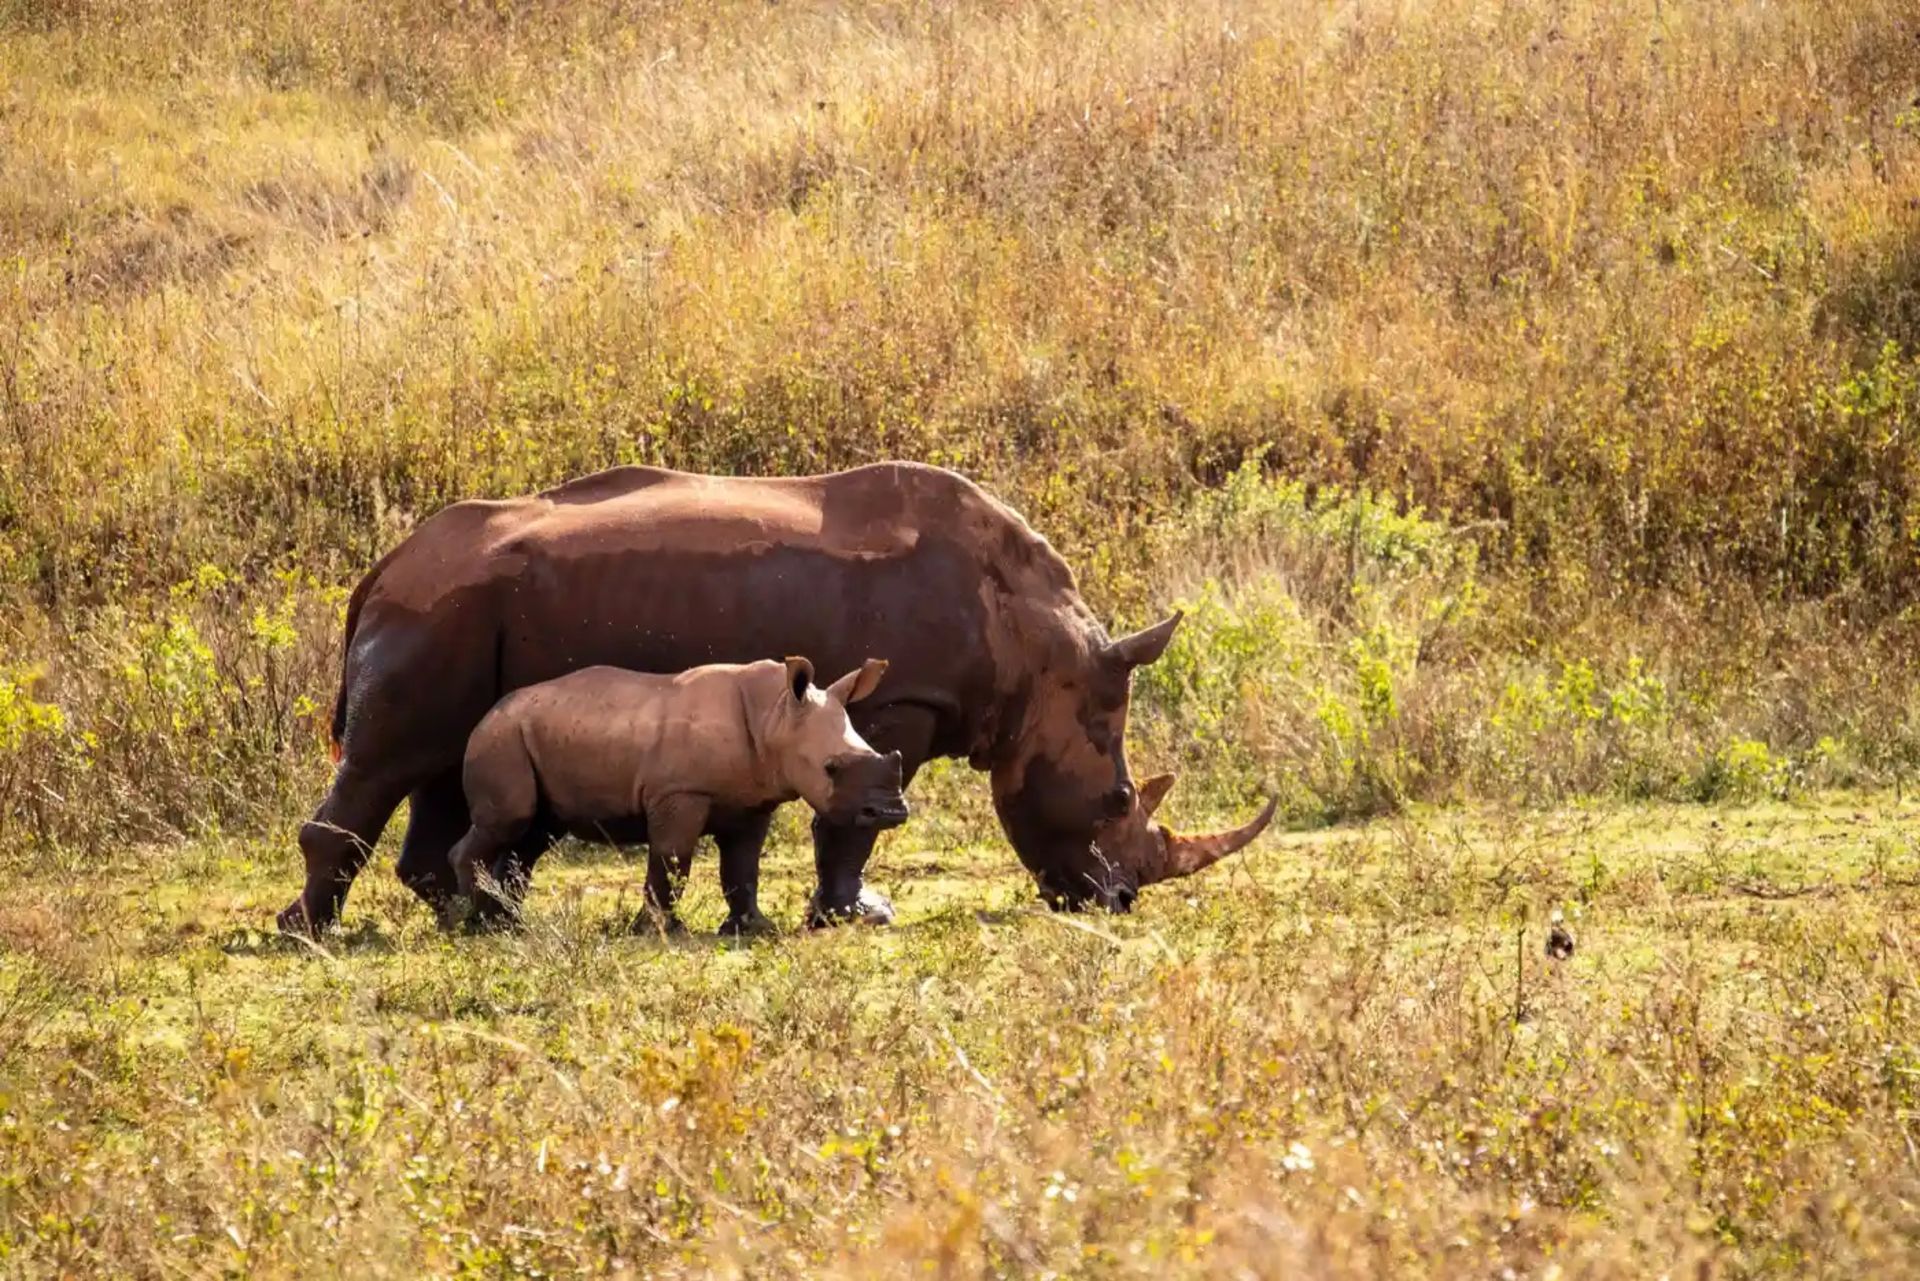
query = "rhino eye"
(825, 761, 842, 779)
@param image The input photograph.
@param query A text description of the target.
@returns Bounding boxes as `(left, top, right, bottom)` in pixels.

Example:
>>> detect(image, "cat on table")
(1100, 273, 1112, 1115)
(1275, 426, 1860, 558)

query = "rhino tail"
(328, 545, 402, 763)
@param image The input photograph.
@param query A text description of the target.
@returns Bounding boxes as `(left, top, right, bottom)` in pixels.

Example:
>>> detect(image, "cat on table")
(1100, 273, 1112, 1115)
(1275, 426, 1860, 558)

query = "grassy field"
(6, 0, 1920, 1274)
(4, 797, 1920, 1276)
(3, 0, 1920, 843)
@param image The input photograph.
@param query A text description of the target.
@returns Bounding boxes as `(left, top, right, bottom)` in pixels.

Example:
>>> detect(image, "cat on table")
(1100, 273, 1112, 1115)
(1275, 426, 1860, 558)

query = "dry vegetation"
(7, 804, 1920, 1276)
(4, 0, 1920, 1274)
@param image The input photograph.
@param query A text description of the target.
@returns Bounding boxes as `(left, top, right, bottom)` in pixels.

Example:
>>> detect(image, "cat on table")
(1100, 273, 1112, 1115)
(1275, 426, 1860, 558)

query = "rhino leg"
(393, 771, 524, 929)
(450, 722, 550, 926)
(486, 824, 560, 916)
(287, 592, 501, 934)
(396, 769, 469, 919)
(446, 824, 515, 929)
(278, 765, 410, 937)
(634, 794, 711, 937)
(715, 807, 776, 937)
(807, 704, 937, 929)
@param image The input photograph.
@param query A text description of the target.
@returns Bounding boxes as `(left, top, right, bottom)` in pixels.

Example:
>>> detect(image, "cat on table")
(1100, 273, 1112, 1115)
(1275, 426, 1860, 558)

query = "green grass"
(5, 797, 1920, 1276)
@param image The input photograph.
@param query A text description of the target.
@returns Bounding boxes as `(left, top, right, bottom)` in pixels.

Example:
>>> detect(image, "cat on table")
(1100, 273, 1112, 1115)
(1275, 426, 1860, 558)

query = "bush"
(1134, 465, 1479, 818)
(0, 666, 87, 849)
(0, 569, 341, 854)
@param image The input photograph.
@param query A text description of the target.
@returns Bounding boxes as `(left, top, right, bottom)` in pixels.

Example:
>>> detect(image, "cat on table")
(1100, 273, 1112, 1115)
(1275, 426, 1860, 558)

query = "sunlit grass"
(5, 799, 1920, 1275)
(5, 1, 1920, 1272)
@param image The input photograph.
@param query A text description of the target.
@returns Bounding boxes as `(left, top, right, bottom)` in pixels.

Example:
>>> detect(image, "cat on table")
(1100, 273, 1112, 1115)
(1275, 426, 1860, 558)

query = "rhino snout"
(855, 797, 911, 829)
(826, 751, 909, 829)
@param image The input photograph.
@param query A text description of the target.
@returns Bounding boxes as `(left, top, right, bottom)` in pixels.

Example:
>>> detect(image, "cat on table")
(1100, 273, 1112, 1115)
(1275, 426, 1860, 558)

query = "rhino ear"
(826, 658, 889, 706)
(783, 656, 815, 702)
(1106, 611, 1183, 668)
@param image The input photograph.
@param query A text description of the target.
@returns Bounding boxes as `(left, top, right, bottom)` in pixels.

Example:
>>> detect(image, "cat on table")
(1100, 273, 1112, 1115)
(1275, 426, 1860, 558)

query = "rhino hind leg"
(397, 771, 527, 929)
(396, 770, 471, 919)
(443, 724, 544, 930)
(278, 765, 411, 937)
(807, 704, 938, 929)
(446, 826, 498, 923)
(485, 824, 560, 918)
(634, 794, 711, 937)
(440, 818, 549, 933)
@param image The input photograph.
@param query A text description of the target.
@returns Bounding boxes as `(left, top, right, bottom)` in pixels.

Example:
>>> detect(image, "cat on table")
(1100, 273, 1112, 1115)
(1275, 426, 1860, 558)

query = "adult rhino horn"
(1141, 797, 1279, 885)
(1136, 772, 1176, 819)
(1106, 610, 1183, 668)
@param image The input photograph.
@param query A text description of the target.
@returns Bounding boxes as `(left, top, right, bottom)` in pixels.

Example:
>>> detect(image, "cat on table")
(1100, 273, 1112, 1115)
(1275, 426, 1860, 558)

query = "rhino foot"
(467, 892, 522, 933)
(436, 896, 475, 934)
(718, 910, 778, 939)
(629, 909, 687, 938)
(432, 893, 516, 936)
(276, 900, 326, 939)
(463, 908, 520, 936)
(806, 886, 895, 930)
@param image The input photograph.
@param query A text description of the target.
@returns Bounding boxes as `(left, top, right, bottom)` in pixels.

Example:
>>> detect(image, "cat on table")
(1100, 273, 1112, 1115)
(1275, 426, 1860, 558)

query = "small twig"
(938, 1024, 1005, 1107)
(654, 1148, 774, 1228)
(277, 927, 341, 966)
(1725, 878, 1838, 901)
(428, 1023, 580, 1097)
(1034, 905, 1125, 946)
(1717, 241, 1776, 281)
(1724, 871, 1920, 900)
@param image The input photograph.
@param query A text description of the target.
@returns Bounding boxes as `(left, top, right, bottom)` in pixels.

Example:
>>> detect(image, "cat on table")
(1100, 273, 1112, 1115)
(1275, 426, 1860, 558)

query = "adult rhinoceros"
(277, 462, 1274, 936)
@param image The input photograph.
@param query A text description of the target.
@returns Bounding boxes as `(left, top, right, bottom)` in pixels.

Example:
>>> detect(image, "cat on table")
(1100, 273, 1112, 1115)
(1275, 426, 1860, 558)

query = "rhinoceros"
(449, 657, 909, 935)
(277, 462, 1274, 936)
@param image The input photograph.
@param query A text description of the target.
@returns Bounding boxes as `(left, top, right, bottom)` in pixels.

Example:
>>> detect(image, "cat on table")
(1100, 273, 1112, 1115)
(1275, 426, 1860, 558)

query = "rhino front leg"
(808, 821, 891, 928)
(807, 704, 936, 929)
(634, 794, 711, 937)
(715, 807, 777, 937)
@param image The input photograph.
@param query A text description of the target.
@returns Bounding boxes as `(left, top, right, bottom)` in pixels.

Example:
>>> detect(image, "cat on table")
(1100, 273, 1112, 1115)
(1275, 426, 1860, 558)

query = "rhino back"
(490, 466, 1047, 757)
(497, 665, 769, 822)
(337, 463, 1096, 775)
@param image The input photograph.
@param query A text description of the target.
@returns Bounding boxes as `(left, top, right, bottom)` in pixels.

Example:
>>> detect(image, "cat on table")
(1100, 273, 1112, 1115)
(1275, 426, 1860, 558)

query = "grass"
(5, 0, 1920, 851)
(6, 0, 1920, 1273)
(4, 0, 1919, 601)
(5, 797, 1920, 1276)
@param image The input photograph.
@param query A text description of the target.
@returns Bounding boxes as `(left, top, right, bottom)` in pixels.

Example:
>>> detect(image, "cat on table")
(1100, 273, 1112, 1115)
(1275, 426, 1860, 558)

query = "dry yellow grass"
(4, 0, 1916, 594)
(4, 2, 1920, 1273)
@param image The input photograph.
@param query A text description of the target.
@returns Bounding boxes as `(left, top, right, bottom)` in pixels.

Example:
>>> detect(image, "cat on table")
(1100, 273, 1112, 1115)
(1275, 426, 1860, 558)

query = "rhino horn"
(1141, 796, 1278, 885)
(1106, 611, 1183, 668)
(1136, 772, 1176, 818)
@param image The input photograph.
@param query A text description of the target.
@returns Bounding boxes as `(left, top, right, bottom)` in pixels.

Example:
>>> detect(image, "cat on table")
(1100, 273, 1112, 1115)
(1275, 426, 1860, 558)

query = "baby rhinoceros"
(448, 656, 909, 935)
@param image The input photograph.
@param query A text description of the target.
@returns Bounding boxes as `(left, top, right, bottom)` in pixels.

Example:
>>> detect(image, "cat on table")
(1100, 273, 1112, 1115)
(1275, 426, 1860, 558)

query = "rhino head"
(989, 611, 1275, 912)
(774, 656, 911, 830)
